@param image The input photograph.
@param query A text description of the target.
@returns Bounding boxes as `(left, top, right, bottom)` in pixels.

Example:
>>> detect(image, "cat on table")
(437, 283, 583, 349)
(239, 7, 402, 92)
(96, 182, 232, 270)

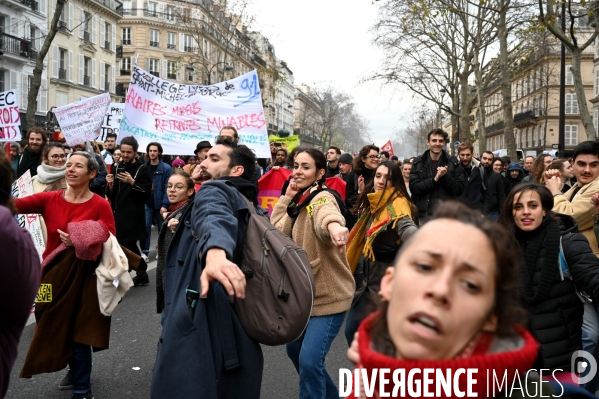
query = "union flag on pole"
(381, 140, 394, 157)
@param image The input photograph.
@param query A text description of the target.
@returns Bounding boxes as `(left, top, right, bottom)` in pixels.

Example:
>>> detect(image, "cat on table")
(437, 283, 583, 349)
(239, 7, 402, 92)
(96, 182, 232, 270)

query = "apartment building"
(1, 0, 48, 133)
(294, 84, 323, 149)
(482, 36, 595, 156)
(116, 0, 259, 98)
(47, 0, 123, 109)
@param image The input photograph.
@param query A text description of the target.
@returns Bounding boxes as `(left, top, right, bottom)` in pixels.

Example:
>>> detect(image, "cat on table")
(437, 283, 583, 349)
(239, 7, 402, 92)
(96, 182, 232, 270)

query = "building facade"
(1, 0, 48, 134)
(294, 83, 323, 149)
(47, 0, 123, 112)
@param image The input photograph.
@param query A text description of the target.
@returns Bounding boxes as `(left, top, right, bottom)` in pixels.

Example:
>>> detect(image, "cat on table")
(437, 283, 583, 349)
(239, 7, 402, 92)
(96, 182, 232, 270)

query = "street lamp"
(186, 61, 233, 85)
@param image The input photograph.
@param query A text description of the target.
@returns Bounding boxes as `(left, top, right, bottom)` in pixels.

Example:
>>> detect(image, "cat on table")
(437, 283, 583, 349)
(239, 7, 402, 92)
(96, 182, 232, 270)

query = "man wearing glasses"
(409, 128, 465, 224)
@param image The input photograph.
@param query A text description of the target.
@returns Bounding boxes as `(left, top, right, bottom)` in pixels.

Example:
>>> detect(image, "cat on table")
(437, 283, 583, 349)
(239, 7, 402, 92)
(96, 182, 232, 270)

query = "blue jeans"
(69, 342, 92, 393)
(582, 300, 599, 392)
(344, 294, 374, 346)
(142, 205, 164, 254)
(286, 312, 345, 399)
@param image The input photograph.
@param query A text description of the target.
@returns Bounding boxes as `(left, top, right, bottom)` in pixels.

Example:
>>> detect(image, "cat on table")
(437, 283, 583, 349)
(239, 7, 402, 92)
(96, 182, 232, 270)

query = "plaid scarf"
(346, 187, 413, 272)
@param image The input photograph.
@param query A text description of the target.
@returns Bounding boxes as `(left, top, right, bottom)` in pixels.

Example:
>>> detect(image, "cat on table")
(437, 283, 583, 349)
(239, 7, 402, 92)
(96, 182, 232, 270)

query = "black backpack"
(233, 196, 315, 346)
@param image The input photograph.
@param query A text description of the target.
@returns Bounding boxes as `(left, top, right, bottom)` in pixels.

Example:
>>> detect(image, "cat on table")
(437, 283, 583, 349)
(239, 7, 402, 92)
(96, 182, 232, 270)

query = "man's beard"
(29, 145, 42, 154)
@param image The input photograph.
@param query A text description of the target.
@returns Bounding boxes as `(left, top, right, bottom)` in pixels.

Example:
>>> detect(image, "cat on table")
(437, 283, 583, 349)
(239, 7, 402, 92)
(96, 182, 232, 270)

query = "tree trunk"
(498, 6, 516, 160)
(571, 49, 597, 141)
(26, 0, 66, 135)
(451, 99, 459, 156)
(459, 71, 470, 142)
(473, 51, 486, 151)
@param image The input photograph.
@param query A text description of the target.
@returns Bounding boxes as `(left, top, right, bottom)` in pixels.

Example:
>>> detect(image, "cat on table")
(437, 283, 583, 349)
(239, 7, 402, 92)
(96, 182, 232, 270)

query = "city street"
(5, 232, 354, 399)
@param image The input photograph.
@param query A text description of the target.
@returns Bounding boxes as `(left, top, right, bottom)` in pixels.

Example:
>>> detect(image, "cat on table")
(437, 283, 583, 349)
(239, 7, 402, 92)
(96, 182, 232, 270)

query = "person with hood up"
(505, 162, 525, 192)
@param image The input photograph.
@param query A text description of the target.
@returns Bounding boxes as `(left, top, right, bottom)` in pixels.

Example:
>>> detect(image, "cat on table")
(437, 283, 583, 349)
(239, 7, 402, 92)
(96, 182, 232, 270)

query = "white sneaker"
(141, 254, 149, 262)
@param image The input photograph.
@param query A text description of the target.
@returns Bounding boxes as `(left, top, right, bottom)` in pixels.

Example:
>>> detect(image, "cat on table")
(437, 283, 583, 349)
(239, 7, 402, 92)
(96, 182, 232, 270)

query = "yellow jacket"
(553, 176, 599, 255)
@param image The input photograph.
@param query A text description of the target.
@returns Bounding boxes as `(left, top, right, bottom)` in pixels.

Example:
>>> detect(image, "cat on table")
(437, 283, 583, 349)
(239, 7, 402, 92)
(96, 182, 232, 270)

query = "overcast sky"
(250, 0, 417, 149)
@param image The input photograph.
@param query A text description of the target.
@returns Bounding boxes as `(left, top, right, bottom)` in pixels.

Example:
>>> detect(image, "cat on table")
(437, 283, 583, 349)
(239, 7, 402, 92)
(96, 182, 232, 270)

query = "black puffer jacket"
(518, 213, 599, 371)
(409, 150, 465, 223)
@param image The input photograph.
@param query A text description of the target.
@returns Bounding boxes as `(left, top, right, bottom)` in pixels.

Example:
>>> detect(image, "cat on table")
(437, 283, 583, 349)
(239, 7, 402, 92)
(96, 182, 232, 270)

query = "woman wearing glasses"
(155, 170, 195, 314)
(171, 158, 186, 170)
(32, 142, 68, 244)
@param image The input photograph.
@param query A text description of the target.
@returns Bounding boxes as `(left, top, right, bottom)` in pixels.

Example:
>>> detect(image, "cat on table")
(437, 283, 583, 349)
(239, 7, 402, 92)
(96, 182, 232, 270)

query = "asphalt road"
(5, 229, 353, 399)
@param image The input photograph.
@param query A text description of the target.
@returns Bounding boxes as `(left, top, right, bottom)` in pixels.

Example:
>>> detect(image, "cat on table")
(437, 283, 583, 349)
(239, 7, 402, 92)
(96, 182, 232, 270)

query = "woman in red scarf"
(155, 170, 195, 313)
(348, 201, 549, 398)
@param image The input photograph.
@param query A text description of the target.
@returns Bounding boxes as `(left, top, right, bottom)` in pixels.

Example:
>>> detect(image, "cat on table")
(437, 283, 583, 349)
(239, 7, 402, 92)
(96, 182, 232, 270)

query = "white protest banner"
(97, 103, 125, 142)
(54, 92, 111, 146)
(119, 66, 270, 157)
(11, 170, 45, 261)
(0, 89, 21, 141)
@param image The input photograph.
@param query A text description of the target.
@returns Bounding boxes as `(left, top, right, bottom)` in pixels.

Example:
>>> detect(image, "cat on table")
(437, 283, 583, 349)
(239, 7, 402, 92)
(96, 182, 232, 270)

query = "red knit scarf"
(351, 313, 539, 398)
(165, 199, 190, 219)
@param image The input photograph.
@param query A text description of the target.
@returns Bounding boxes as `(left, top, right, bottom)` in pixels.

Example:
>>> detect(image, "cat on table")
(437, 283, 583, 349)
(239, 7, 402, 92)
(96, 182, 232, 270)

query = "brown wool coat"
(271, 192, 355, 317)
(21, 247, 142, 378)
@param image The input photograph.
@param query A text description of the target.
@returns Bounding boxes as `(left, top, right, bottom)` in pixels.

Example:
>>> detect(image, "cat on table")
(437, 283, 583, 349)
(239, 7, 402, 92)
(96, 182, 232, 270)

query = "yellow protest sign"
(269, 135, 299, 152)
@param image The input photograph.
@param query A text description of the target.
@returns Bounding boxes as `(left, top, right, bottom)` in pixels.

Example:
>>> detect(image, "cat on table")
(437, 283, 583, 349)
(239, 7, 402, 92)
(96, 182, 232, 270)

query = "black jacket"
(457, 160, 489, 212)
(484, 167, 505, 214)
(107, 160, 152, 241)
(409, 150, 465, 223)
(16, 148, 41, 178)
(519, 214, 599, 370)
(151, 180, 263, 399)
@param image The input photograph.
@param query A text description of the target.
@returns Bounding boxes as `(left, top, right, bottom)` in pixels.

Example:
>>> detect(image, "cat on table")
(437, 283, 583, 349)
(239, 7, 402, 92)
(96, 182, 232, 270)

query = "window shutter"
(573, 125, 578, 145)
(92, 16, 97, 44)
(596, 69, 599, 96)
(111, 66, 115, 93)
(179, 33, 184, 52)
(40, 0, 46, 15)
(51, 45, 59, 78)
(566, 66, 573, 85)
(78, 8, 84, 38)
(38, 78, 47, 112)
(69, 4, 74, 30)
(112, 24, 116, 51)
(573, 94, 579, 114)
(68, 51, 73, 82)
(118, 60, 121, 76)
(100, 18, 106, 46)
(162, 59, 168, 79)
(100, 61, 105, 90)
(594, 110, 598, 133)
(176, 62, 182, 81)
(79, 54, 84, 84)
(145, 58, 149, 71)
(92, 59, 97, 88)
(10, 72, 17, 90)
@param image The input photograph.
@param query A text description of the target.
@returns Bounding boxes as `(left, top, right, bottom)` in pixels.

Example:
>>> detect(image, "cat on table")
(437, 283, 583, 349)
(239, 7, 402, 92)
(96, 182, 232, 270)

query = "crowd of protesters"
(5, 125, 599, 399)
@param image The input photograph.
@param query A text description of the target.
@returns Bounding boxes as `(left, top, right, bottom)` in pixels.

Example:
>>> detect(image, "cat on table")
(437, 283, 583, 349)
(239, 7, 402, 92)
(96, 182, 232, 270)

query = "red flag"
(325, 177, 346, 200)
(258, 168, 292, 216)
(5, 143, 11, 163)
(381, 140, 394, 157)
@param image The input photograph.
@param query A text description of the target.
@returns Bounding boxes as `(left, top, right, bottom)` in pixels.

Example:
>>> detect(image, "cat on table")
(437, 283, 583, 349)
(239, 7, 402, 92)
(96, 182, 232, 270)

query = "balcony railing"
(150, 41, 159, 47)
(58, 21, 68, 31)
(120, 69, 131, 75)
(122, 39, 131, 45)
(92, 0, 123, 15)
(149, 71, 159, 77)
(144, 9, 158, 17)
(167, 43, 175, 50)
(485, 120, 505, 134)
(58, 68, 67, 80)
(84, 75, 91, 86)
(105, 82, 110, 92)
(184, 46, 193, 52)
(83, 31, 90, 42)
(0, 32, 35, 60)
(167, 73, 176, 79)
(104, 40, 111, 49)
(513, 110, 536, 125)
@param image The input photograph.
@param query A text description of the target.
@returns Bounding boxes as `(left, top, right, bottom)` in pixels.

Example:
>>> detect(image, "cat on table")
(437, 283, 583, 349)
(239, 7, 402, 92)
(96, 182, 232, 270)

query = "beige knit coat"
(271, 192, 355, 317)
